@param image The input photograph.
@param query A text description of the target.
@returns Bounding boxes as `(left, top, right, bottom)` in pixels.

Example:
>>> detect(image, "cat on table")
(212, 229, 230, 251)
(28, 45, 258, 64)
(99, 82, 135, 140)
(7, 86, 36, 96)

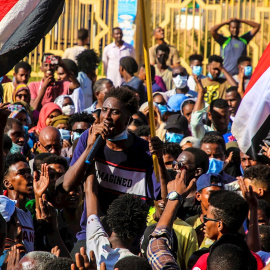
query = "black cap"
(165, 114, 188, 130)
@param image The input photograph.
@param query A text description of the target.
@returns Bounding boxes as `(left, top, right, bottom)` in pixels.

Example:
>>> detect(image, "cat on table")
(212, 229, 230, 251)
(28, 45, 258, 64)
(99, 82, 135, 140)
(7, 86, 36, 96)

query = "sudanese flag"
(231, 43, 270, 159)
(0, 0, 65, 77)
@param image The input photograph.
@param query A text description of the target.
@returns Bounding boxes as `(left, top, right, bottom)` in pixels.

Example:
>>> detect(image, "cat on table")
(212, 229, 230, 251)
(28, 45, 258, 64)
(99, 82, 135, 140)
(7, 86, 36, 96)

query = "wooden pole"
(140, 0, 160, 182)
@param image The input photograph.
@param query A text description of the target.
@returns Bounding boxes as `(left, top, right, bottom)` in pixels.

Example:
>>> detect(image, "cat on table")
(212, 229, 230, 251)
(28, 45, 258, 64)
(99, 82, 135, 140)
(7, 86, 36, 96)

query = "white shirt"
(62, 46, 86, 63)
(187, 75, 206, 91)
(86, 214, 134, 270)
(102, 42, 135, 87)
(16, 208, 34, 252)
(70, 87, 85, 113)
(77, 72, 93, 108)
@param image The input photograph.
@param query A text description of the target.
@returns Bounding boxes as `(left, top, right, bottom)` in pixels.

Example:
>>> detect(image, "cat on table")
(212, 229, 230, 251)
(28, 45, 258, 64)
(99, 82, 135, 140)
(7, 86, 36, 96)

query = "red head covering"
(32, 103, 62, 133)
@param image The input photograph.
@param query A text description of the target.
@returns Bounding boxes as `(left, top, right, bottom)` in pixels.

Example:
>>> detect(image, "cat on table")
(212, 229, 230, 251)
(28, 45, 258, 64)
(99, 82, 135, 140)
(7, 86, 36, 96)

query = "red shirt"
(192, 251, 264, 270)
(28, 80, 70, 107)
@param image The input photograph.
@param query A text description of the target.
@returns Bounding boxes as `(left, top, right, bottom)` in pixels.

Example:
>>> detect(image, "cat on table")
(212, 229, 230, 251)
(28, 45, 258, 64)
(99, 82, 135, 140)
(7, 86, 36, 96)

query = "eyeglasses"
(39, 142, 62, 153)
(72, 129, 86, 135)
(203, 215, 221, 224)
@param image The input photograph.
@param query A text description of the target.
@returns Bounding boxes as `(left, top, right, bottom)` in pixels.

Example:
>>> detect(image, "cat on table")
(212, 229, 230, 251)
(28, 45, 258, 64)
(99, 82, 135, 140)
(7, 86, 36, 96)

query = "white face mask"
(62, 105, 75, 116)
(173, 75, 187, 89)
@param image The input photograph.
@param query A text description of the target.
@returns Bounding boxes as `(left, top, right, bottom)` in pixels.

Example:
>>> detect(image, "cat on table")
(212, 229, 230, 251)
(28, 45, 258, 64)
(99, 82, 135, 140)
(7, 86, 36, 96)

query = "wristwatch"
(166, 191, 183, 202)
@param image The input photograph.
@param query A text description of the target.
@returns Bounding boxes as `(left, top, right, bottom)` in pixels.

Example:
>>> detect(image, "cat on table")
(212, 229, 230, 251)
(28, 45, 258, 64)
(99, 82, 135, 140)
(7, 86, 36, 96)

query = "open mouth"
(67, 196, 78, 202)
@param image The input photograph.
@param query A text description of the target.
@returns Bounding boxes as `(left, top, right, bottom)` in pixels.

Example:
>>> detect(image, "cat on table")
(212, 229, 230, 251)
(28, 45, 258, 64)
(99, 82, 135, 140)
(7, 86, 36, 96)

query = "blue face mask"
(59, 129, 71, 141)
(244, 66, 252, 77)
(207, 158, 224, 174)
(108, 130, 128, 141)
(207, 72, 214, 80)
(165, 132, 184, 143)
(192, 66, 202, 76)
(10, 143, 23, 154)
(72, 131, 81, 143)
(157, 104, 168, 116)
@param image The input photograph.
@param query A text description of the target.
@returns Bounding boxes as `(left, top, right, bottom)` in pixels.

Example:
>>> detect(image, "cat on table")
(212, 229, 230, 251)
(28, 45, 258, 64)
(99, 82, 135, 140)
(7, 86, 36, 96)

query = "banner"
(117, 0, 137, 46)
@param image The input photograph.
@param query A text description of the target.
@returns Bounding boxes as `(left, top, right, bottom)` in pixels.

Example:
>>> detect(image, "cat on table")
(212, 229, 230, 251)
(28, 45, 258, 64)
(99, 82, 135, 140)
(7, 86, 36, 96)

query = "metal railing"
(14, 0, 270, 79)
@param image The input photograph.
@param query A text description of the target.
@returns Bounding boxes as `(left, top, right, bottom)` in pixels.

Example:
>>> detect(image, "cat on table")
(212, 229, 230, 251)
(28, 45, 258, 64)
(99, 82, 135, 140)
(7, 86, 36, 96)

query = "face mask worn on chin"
(192, 66, 202, 76)
(207, 72, 214, 80)
(157, 104, 168, 116)
(10, 143, 23, 154)
(62, 105, 75, 116)
(59, 129, 71, 141)
(108, 130, 128, 141)
(173, 75, 188, 89)
(165, 132, 184, 143)
(244, 66, 252, 77)
(72, 132, 81, 143)
(207, 158, 224, 174)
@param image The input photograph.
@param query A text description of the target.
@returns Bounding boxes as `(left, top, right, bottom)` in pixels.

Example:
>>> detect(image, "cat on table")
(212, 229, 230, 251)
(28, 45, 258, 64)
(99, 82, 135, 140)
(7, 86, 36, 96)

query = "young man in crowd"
(62, 87, 161, 250)
(62, 28, 88, 63)
(162, 142, 182, 170)
(77, 49, 99, 108)
(211, 18, 260, 75)
(187, 54, 206, 91)
(173, 147, 209, 220)
(29, 54, 80, 111)
(85, 167, 148, 269)
(166, 66, 197, 99)
(243, 165, 270, 205)
(2, 61, 31, 103)
(191, 76, 231, 139)
(3, 153, 34, 252)
(196, 55, 237, 105)
(185, 173, 224, 248)
(225, 86, 242, 121)
(138, 64, 164, 93)
(120, 56, 147, 106)
(233, 55, 253, 92)
(4, 119, 25, 154)
(240, 150, 260, 172)
(149, 26, 180, 68)
(154, 44, 173, 90)
(102, 27, 135, 87)
(200, 132, 236, 183)
(192, 189, 263, 269)
(84, 78, 113, 114)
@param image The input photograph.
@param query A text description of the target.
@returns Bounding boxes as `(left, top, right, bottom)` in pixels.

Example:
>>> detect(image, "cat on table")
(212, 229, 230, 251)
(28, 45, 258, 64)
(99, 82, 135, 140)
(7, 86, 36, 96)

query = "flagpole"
(140, 0, 160, 182)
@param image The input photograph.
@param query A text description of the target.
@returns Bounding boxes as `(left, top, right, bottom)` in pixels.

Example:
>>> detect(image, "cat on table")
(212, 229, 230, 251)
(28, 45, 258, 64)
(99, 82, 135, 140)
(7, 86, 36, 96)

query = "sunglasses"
(172, 73, 186, 78)
(172, 161, 187, 171)
(203, 215, 221, 224)
(39, 142, 62, 153)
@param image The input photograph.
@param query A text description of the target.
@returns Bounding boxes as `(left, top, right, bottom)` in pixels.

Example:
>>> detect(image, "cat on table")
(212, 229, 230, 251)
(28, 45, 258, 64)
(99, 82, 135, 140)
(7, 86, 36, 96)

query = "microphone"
(85, 135, 105, 165)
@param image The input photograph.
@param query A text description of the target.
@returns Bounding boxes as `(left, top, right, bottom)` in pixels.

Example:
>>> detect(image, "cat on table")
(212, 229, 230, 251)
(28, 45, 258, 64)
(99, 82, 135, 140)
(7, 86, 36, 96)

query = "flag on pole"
(0, 0, 65, 77)
(231, 43, 270, 159)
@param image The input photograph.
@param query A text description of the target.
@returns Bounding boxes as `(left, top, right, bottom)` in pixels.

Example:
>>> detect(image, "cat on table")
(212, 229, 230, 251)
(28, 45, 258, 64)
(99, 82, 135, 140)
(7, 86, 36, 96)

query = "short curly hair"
(244, 165, 270, 192)
(106, 194, 149, 241)
(104, 86, 139, 116)
(163, 142, 182, 159)
(201, 132, 226, 153)
(77, 49, 99, 73)
(69, 112, 95, 129)
(4, 153, 27, 176)
(209, 190, 249, 233)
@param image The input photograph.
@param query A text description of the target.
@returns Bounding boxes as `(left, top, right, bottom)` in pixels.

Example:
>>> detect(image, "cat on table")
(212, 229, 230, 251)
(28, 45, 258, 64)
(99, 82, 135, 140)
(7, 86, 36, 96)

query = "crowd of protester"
(1, 17, 270, 270)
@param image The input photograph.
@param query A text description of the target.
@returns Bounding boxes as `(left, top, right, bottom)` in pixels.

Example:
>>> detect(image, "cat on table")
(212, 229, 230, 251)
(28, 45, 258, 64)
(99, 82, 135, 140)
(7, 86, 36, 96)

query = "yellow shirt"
(2, 82, 14, 103)
(185, 214, 215, 249)
(148, 207, 198, 270)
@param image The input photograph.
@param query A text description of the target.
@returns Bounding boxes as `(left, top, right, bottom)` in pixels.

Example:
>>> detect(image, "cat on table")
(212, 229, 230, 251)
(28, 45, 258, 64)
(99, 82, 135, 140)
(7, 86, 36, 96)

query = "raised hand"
(167, 169, 196, 198)
(194, 75, 207, 95)
(149, 136, 163, 158)
(51, 246, 60, 257)
(70, 248, 106, 270)
(238, 176, 258, 208)
(33, 163, 50, 198)
(6, 245, 20, 270)
(36, 194, 58, 230)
